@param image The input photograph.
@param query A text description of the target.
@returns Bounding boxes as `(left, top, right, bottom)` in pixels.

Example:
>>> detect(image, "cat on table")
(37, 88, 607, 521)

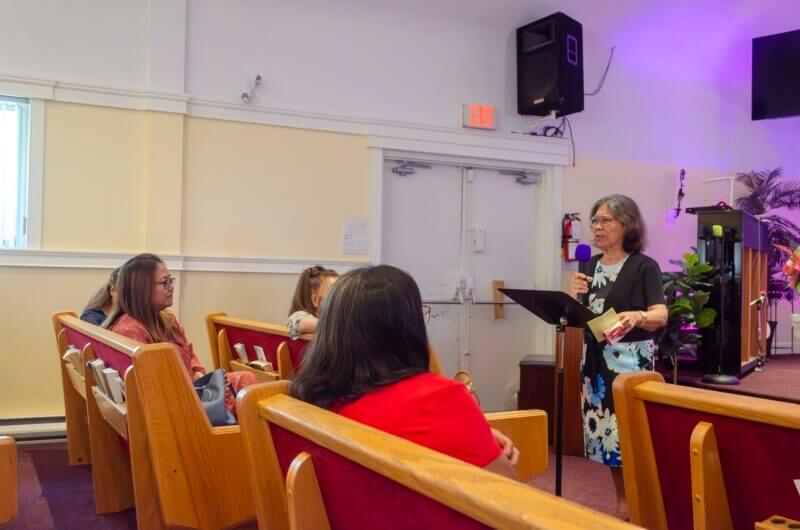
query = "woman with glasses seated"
(291, 265, 519, 478)
(104, 253, 257, 414)
(569, 195, 668, 519)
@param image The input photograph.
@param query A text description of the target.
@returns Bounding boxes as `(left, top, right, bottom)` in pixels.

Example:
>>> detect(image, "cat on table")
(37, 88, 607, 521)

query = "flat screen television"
(752, 28, 800, 120)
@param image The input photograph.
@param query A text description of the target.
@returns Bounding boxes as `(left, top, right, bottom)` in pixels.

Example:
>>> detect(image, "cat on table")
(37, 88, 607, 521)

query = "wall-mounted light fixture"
(240, 74, 263, 104)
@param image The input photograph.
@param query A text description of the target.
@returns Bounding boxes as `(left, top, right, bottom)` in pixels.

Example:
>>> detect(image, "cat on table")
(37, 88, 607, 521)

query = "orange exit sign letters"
(462, 103, 496, 130)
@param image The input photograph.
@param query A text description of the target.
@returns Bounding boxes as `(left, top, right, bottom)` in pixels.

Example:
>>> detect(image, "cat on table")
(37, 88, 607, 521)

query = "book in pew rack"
(233, 342, 274, 372)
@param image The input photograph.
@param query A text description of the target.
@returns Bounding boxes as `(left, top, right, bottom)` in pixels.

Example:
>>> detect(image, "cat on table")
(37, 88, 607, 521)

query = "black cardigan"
(586, 252, 665, 342)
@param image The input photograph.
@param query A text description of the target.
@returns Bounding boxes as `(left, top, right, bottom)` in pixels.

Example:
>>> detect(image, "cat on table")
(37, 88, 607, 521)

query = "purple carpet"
(676, 354, 800, 403)
(8, 442, 617, 528)
(528, 454, 617, 515)
(7, 443, 136, 530)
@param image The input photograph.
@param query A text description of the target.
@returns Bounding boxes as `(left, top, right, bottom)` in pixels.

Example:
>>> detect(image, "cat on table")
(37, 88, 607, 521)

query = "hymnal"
(62, 346, 84, 376)
(233, 342, 249, 362)
(88, 359, 109, 395)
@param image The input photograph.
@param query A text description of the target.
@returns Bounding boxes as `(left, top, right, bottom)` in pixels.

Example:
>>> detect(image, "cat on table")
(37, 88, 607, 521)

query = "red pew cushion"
(645, 401, 800, 530)
(270, 424, 489, 529)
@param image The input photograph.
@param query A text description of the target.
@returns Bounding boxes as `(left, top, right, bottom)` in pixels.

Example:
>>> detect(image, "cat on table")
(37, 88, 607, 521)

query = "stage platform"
(665, 354, 800, 404)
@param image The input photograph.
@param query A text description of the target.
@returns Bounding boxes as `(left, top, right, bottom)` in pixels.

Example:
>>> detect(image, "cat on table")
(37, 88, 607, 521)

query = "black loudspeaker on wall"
(517, 12, 584, 117)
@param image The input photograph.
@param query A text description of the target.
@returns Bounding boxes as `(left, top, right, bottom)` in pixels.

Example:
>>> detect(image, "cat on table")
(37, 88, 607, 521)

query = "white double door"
(382, 159, 541, 412)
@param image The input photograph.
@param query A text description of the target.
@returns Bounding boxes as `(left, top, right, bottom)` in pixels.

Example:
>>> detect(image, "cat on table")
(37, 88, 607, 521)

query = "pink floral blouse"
(111, 313, 206, 376)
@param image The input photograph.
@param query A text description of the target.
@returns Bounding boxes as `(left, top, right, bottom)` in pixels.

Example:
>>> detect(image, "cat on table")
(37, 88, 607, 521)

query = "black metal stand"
(555, 318, 567, 497)
(702, 241, 740, 385)
(497, 288, 596, 499)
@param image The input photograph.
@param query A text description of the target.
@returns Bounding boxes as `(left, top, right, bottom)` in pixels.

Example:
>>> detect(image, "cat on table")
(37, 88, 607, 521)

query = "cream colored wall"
(0, 267, 115, 418)
(0, 101, 372, 419)
(42, 102, 146, 251)
(181, 117, 371, 258)
(142, 111, 185, 253)
(177, 271, 300, 369)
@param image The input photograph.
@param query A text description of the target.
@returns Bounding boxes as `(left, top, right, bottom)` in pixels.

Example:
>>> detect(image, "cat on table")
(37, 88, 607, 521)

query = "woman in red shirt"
(291, 265, 517, 478)
(105, 253, 257, 414)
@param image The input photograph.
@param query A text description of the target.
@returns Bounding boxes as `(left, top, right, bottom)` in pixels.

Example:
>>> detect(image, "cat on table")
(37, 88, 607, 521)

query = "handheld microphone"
(575, 243, 593, 305)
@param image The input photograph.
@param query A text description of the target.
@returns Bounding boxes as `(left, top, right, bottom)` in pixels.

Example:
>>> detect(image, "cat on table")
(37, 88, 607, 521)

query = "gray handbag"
(193, 369, 237, 426)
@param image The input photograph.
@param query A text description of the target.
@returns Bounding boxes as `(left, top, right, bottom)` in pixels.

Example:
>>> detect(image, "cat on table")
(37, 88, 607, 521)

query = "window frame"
(0, 94, 43, 250)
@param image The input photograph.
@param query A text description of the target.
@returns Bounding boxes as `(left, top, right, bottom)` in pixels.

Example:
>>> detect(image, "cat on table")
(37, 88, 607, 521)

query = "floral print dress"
(581, 257, 655, 467)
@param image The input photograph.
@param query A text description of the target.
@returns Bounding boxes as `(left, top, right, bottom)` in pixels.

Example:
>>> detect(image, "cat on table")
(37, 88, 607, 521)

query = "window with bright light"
(0, 95, 30, 249)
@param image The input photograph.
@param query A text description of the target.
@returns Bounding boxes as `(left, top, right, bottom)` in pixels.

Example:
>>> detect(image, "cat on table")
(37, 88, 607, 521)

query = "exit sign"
(462, 103, 496, 130)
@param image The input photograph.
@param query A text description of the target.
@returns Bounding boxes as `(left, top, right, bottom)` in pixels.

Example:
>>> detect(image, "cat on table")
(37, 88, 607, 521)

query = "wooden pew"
(57, 315, 138, 515)
(205, 312, 289, 381)
(57, 314, 260, 529)
(131, 341, 255, 529)
(0, 436, 17, 526)
(58, 314, 171, 529)
(614, 371, 800, 530)
(53, 311, 91, 466)
(207, 312, 443, 381)
(237, 382, 638, 530)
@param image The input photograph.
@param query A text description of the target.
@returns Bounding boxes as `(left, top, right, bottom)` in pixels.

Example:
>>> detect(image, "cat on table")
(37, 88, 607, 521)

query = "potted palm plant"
(735, 168, 800, 354)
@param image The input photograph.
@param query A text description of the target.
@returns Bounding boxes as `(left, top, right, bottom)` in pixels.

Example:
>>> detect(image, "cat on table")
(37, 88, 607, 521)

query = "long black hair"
(291, 265, 430, 408)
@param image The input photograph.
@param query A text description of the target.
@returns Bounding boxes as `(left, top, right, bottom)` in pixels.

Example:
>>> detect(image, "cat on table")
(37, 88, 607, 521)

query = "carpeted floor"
(676, 354, 800, 403)
(8, 443, 136, 530)
(528, 454, 618, 515)
(8, 442, 618, 528)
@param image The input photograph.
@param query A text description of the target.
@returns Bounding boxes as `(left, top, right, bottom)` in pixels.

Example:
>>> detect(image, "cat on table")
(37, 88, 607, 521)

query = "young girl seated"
(80, 268, 119, 325)
(291, 265, 518, 478)
(104, 253, 257, 413)
(287, 265, 338, 339)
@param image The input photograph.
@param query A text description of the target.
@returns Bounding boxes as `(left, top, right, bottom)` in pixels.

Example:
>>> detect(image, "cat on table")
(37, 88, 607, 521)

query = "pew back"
(238, 383, 637, 530)
(614, 371, 800, 530)
(205, 312, 289, 371)
(57, 314, 138, 513)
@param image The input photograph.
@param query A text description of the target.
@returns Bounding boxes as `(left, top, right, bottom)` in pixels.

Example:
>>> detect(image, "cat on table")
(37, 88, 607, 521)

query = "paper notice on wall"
(343, 218, 368, 255)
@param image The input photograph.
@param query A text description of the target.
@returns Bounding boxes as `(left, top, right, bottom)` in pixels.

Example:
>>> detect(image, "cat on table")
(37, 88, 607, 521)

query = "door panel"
(467, 168, 538, 411)
(381, 161, 463, 376)
(381, 162, 540, 412)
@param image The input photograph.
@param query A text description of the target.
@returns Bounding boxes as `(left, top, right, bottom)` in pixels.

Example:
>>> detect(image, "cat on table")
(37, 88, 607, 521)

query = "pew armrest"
(484, 409, 548, 480)
(690, 422, 732, 530)
(0, 436, 18, 525)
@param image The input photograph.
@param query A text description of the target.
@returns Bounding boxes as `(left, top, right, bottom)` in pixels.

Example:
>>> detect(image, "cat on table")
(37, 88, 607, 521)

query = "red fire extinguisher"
(562, 213, 581, 261)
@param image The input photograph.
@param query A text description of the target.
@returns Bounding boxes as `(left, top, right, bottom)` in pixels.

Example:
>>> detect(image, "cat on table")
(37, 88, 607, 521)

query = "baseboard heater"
(0, 416, 66, 442)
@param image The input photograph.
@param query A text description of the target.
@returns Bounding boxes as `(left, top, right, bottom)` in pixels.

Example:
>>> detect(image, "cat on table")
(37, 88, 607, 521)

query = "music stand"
(500, 288, 595, 497)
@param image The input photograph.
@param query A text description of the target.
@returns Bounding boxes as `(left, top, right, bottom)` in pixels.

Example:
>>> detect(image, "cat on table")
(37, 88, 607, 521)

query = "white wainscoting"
(0, 248, 367, 275)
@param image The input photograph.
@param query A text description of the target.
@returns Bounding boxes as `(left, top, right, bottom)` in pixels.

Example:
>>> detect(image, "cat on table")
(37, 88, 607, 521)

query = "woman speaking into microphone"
(569, 194, 667, 518)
